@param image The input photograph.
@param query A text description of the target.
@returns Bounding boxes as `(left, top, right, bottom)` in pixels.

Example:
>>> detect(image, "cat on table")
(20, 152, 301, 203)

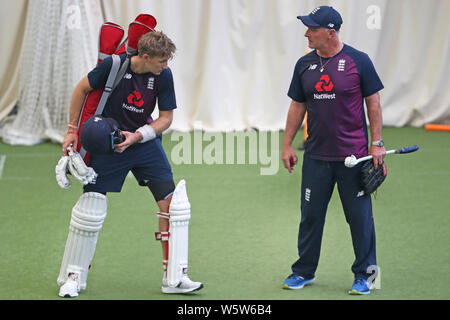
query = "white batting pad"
(167, 180, 191, 287)
(57, 192, 107, 290)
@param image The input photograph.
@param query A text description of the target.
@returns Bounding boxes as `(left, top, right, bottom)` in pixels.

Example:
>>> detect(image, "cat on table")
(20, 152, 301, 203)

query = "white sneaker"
(162, 275, 203, 294)
(58, 272, 80, 298)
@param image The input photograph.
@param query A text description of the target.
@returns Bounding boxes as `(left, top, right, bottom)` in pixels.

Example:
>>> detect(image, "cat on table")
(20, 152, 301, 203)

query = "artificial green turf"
(0, 127, 449, 300)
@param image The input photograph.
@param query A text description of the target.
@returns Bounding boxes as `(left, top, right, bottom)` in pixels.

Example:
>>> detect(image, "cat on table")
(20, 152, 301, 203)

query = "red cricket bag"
(76, 14, 157, 164)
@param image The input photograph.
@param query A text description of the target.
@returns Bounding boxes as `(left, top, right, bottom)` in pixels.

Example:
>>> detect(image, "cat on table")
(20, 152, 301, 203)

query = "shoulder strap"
(111, 56, 131, 93)
(95, 54, 122, 116)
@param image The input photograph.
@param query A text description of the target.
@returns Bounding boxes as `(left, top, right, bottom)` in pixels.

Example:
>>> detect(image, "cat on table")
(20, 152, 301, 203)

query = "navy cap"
(80, 116, 120, 155)
(297, 6, 343, 31)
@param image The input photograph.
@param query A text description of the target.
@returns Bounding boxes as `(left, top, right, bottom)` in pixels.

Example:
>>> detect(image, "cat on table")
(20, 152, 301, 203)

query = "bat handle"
(397, 145, 419, 154)
(356, 155, 373, 163)
(359, 149, 394, 163)
(360, 149, 395, 162)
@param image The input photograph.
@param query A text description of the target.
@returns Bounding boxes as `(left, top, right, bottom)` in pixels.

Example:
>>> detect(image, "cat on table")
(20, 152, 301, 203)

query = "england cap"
(80, 115, 121, 155)
(297, 6, 343, 31)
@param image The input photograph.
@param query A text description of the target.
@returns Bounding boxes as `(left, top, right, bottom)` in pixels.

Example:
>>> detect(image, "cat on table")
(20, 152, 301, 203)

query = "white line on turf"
(0, 155, 6, 179)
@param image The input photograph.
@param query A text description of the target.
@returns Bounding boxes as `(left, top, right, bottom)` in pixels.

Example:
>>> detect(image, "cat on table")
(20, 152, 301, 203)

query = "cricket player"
(57, 31, 203, 297)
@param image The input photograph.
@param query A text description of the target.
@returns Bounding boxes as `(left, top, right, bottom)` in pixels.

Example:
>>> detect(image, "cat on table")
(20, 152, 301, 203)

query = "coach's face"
(304, 27, 332, 50)
(144, 54, 169, 75)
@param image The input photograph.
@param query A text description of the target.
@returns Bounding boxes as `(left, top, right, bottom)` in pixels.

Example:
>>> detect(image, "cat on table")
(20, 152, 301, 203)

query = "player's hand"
(62, 133, 78, 156)
(282, 145, 298, 173)
(369, 145, 386, 169)
(114, 131, 141, 153)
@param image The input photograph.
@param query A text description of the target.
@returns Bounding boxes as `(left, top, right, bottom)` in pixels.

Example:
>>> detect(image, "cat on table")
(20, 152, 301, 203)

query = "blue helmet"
(80, 115, 124, 155)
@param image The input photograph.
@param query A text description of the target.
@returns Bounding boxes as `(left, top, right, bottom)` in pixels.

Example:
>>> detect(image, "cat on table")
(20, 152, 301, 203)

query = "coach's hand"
(282, 145, 298, 173)
(114, 131, 141, 153)
(369, 145, 386, 169)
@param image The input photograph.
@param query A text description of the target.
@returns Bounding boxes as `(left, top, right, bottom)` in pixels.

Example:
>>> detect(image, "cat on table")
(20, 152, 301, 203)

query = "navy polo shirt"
(288, 44, 384, 161)
(88, 54, 177, 132)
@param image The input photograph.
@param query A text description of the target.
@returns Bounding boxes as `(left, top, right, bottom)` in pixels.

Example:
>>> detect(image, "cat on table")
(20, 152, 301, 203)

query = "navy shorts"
(84, 136, 173, 194)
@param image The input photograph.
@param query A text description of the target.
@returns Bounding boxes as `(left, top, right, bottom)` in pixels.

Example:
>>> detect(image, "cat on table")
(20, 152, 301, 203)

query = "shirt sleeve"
(157, 68, 177, 110)
(87, 54, 127, 90)
(287, 59, 307, 103)
(87, 57, 112, 90)
(358, 53, 384, 97)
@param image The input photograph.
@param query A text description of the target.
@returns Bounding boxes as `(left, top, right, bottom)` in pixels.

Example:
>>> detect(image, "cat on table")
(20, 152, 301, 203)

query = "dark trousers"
(291, 154, 377, 280)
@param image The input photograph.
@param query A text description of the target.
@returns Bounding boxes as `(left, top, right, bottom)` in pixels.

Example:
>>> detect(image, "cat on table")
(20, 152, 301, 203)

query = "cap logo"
(94, 116, 102, 122)
(311, 7, 320, 14)
(328, 23, 334, 28)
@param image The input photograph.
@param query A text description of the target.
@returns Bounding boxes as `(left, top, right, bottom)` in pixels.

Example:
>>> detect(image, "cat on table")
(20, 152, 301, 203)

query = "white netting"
(1, 0, 102, 145)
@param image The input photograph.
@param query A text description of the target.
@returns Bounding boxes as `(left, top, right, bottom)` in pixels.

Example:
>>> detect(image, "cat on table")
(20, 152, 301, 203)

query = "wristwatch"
(371, 140, 384, 147)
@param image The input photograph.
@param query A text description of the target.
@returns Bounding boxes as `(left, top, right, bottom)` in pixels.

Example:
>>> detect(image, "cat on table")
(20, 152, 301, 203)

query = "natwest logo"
(315, 75, 334, 92)
(127, 90, 144, 107)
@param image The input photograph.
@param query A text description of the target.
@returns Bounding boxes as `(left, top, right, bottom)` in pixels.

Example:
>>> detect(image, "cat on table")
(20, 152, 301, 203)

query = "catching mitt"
(360, 160, 387, 195)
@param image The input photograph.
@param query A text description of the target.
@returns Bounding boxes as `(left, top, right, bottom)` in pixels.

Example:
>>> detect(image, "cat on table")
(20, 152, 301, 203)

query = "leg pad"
(57, 192, 107, 290)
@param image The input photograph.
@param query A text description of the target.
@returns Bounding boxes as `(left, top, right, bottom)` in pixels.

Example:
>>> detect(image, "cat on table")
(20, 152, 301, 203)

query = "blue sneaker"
(282, 274, 315, 289)
(348, 278, 371, 295)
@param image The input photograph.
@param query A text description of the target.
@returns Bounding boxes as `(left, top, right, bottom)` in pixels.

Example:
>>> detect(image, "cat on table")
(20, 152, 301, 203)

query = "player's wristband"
(136, 124, 156, 143)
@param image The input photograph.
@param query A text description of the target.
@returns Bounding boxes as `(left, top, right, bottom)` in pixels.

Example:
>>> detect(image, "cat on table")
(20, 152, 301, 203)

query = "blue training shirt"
(288, 44, 384, 161)
(88, 54, 177, 132)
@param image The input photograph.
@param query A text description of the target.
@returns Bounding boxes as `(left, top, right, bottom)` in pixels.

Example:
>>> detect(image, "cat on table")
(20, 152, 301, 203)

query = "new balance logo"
(309, 64, 318, 70)
(124, 73, 132, 79)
